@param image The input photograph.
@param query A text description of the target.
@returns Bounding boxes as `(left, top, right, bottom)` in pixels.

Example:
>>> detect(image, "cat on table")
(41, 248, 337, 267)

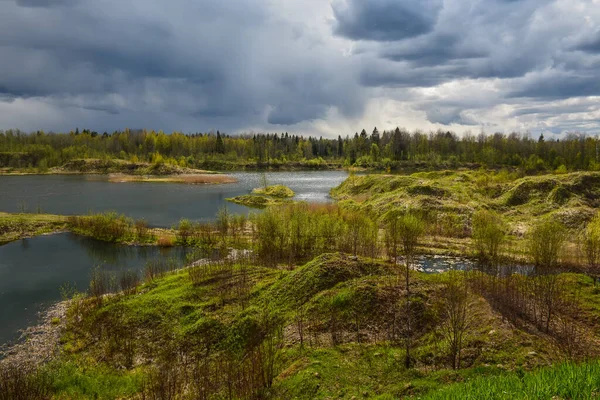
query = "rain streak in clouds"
(1, 0, 599, 137)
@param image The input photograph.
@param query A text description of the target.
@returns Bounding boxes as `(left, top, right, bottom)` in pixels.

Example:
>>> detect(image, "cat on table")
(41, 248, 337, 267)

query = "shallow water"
(0, 233, 190, 347)
(0, 171, 349, 227)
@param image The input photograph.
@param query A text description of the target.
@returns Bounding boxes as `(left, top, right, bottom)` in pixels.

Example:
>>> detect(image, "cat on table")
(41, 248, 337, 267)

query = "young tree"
(384, 210, 402, 265)
(583, 213, 600, 285)
(528, 219, 566, 274)
(440, 270, 471, 369)
(472, 209, 506, 274)
(398, 212, 425, 368)
(215, 130, 225, 154)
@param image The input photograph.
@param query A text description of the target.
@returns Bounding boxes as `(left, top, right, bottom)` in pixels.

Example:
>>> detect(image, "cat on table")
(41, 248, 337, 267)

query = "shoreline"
(0, 300, 68, 368)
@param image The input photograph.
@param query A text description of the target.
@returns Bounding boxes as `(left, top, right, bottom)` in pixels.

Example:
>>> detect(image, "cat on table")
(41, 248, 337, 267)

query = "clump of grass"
(47, 361, 144, 400)
(69, 212, 134, 243)
(422, 361, 600, 399)
(252, 184, 295, 198)
(226, 194, 285, 209)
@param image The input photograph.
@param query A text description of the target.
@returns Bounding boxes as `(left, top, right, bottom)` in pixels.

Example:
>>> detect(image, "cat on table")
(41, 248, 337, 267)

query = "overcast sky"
(1, 0, 599, 137)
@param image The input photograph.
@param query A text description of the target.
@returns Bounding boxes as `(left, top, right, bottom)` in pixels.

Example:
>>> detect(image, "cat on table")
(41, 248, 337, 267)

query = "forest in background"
(1, 127, 599, 172)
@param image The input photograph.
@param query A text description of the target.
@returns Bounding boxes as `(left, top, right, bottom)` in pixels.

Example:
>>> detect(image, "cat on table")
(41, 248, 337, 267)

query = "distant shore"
(0, 158, 237, 181)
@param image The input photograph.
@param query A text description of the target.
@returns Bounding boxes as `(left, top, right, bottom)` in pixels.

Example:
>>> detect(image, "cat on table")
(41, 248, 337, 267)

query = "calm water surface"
(0, 171, 348, 226)
(0, 233, 189, 347)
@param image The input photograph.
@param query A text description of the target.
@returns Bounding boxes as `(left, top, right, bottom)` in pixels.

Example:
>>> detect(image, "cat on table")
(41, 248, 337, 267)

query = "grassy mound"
(500, 176, 562, 206)
(17, 249, 600, 399)
(331, 170, 600, 239)
(226, 194, 286, 209)
(265, 253, 392, 309)
(253, 184, 295, 198)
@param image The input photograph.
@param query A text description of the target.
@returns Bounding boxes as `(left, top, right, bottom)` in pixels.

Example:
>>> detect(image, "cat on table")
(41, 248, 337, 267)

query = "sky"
(1, 0, 599, 138)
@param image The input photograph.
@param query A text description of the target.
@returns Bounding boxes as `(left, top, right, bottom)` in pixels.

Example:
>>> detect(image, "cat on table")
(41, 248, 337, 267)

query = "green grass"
(419, 361, 600, 399)
(253, 184, 295, 198)
(46, 361, 144, 400)
(226, 194, 288, 208)
(0, 212, 68, 244)
(265, 252, 391, 311)
(34, 250, 600, 399)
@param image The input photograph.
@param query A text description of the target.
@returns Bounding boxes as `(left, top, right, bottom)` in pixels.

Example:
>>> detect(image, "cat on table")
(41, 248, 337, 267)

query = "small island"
(227, 184, 295, 208)
(252, 184, 295, 198)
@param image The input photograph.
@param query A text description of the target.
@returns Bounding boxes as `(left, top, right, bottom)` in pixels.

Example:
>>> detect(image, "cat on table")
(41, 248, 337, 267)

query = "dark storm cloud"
(332, 0, 600, 130)
(0, 0, 365, 132)
(576, 36, 600, 54)
(332, 0, 442, 42)
(349, 0, 558, 87)
(2, 0, 600, 134)
(510, 76, 600, 100)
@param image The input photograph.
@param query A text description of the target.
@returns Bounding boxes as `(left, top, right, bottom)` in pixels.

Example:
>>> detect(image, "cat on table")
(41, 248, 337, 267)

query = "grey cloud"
(509, 72, 600, 99)
(15, 0, 78, 8)
(576, 37, 600, 54)
(0, 0, 366, 132)
(381, 34, 487, 66)
(345, 0, 580, 85)
(332, 0, 442, 42)
(425, 107, 479, 126)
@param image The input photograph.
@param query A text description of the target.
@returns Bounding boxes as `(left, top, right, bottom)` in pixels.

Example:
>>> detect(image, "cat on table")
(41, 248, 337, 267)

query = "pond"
(0, 170, 348, 348)
(0, 170, 349, 227)
(0, 233, 190, 348)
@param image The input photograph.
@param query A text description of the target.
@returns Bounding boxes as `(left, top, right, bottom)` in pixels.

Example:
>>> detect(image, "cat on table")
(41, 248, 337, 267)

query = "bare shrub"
(0, 364, 52, 400)
(118, 269, 140, 294)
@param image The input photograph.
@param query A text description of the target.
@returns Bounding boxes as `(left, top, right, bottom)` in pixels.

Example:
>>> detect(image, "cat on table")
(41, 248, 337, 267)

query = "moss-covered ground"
(19, 252, 598, 399)
(332, 170, 600, 266)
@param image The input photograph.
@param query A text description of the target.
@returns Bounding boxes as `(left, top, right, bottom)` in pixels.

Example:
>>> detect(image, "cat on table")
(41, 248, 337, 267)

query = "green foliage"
(252, 184, 295, 198)
(251, 203, 379, 266)
(3, 127, 600, 171)
(0, 212, 67, 244)
(422, 361, 600, 400)
(47, 361, 144, 399)
(472, 209, 505, 266)
(528, 218, 566, 272)
(584, 212, 600, 281)
(226, 194, 285, 209)
(68, 212, 135, 243)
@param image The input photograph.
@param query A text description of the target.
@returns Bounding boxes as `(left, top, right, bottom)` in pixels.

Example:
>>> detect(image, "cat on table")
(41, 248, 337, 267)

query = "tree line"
(1, 127, 600, 171)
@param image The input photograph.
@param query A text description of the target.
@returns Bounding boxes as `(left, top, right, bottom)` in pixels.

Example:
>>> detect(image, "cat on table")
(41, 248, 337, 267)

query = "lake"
(0, 171, 349, 227)
(0, 233, 190, 348)
(0, 170, 348, 347)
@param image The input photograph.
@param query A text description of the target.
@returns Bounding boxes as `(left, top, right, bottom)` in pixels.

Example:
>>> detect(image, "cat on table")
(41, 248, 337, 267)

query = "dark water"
(0, 233, 189, 347)
(0, 171, 347, 347)
(0, 171, 348, 227)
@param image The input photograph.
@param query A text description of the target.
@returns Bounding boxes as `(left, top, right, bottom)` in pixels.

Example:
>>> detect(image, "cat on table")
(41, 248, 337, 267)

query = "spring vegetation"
(3, 127, 600, 172)
(227, 184, 295, 209)
(3, 165, 600, 399)
(4, 126, 600, 399)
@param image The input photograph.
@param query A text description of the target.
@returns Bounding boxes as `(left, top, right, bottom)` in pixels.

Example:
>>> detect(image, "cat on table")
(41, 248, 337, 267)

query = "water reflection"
(0, 233, 189, 347)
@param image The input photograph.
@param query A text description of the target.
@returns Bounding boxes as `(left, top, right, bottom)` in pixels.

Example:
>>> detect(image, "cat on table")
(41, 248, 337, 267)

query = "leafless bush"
(118, 269, 140, 295)
(89, 266, 114, 301)
(0, 364, 52, 400)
